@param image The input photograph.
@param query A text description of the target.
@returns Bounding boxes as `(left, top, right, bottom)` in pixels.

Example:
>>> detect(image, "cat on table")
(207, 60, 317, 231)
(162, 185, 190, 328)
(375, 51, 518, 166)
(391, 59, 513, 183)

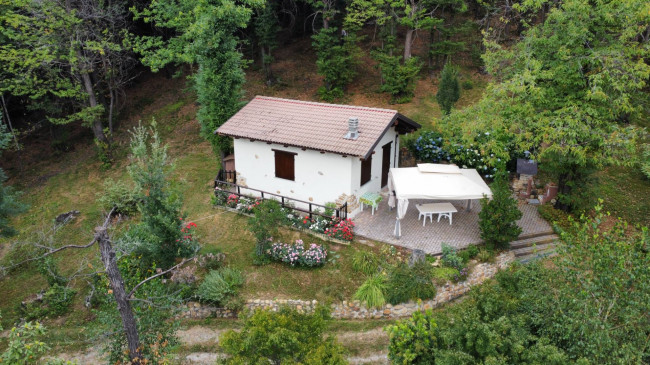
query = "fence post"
(309, 203, 313, 219)
(281, 197, 285, 207)
(237, 186, 241, 195)
(261, 191, 264, 200)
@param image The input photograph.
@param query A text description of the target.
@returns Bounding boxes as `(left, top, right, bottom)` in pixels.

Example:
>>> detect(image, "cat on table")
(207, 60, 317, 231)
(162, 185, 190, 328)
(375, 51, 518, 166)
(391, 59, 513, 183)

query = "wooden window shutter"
(274, 149, 296, 181)
(360, 155, 372, 186)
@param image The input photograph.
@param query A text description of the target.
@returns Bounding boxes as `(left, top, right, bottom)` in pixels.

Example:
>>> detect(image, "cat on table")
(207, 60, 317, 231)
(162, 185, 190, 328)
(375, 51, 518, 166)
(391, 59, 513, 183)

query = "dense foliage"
(126, 122, 198, 268)
(436, 62, 460, 114)
(196, 267, 244, 308)
(408, 130, 505, 178)
(479, 173, 522, 250)
(353, 273, 387, 308)
(385, 262, 436, 304)
(388, 208, 650, 363)
(0, 319, 71, 365)
(312, 27, 359, 101)
(0, 119, 26, 237)
(219, 307, 347, 364)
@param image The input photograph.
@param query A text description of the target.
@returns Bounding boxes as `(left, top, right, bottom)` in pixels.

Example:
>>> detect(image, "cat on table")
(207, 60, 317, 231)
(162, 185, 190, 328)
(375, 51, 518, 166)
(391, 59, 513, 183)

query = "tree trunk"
(404, 28, 414, 61)
(0, 94, 20, 150)
(554, 173, 571, 212)
(96, 227, 142, 363)
(77, 51, 108, 143)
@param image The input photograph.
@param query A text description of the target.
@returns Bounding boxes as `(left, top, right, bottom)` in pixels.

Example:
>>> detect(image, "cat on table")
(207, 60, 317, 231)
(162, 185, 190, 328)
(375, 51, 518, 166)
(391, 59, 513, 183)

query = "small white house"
(216, 96, 420, 217)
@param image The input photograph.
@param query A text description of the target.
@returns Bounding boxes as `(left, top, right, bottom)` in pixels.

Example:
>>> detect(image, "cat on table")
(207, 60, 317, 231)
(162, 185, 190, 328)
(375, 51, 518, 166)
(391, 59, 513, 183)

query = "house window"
(360, 155, 372, 186)
(273, 149, 296, 181)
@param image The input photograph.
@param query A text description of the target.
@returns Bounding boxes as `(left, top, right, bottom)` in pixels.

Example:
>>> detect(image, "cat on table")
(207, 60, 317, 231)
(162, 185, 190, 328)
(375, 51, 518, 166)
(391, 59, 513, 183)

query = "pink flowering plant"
(267, 239, 327, 267)
(237, 197, 262, 213)
(324, 218, 355, 241)
(226, 194, 239, 208)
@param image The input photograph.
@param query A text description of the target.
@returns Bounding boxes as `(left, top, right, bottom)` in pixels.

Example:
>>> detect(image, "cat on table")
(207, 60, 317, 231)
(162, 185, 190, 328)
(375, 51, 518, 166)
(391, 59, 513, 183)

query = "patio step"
(509, 233, 559, 249)
(510, 233, 560, 262)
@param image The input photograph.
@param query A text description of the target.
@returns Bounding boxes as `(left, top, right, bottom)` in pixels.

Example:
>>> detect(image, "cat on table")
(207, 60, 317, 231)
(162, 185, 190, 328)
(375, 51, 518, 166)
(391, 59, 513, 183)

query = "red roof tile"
(216, 96, 419, 158)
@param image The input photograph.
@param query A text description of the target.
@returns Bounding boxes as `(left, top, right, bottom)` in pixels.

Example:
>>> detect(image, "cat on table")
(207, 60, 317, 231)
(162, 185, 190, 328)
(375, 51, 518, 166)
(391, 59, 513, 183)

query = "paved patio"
(354, 198, 552, 254)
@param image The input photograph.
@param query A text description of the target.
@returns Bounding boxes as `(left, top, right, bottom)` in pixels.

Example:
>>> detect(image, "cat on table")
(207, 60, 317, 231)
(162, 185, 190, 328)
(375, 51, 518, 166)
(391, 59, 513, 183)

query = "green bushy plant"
(538, 204, 573, 233)
(97, 178, 142, 216)
(0, 320, 74, 364)
(457, 245, 480, 263)
(248, 199, 285, 262)
(432, 266, 459, 285)
(461, 79, 474, 89)
(353, 274, 387, 308)
(351, 250, 379, 275)
(373, 40, 421, 103)
(440, 243, 464, 270)
(476, 248, 496, 263)
(385, 262, 436, 304)
(219, 307, 346, 364)
(436, 62, 460, 114)
(196, 268, 244, 307)
(479, 173, 522, 250)
(641, 143, 650, 179)
(312, 27, 359, 101)
(19, 284, 76, 320)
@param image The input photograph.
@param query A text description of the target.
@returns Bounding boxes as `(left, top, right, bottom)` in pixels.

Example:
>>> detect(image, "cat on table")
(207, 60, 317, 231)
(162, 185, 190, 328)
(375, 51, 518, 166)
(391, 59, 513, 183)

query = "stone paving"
(353, 198, 552, 254)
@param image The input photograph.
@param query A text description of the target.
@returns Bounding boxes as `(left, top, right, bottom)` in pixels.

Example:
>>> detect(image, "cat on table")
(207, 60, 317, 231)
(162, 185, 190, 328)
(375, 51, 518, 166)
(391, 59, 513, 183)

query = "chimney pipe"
(344, 117, 359, 140)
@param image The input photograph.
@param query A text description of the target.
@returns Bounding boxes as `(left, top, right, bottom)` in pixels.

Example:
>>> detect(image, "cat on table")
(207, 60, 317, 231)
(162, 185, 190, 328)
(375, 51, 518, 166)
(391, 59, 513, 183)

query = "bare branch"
(127, 257, 192, 299)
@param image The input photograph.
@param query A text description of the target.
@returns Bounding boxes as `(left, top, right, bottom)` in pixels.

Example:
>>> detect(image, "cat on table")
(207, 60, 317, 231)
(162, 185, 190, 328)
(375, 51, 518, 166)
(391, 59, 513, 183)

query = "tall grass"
(354, 274, 387, 308)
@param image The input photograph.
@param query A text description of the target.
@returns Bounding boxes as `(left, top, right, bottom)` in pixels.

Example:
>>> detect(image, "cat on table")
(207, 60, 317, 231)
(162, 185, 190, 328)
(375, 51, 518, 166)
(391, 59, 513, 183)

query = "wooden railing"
(214, 170, 348, 220)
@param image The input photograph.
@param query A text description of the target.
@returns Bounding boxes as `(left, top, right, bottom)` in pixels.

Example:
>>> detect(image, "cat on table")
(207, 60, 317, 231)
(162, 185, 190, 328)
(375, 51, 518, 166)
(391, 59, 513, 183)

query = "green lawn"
(595, 166, 650, 227)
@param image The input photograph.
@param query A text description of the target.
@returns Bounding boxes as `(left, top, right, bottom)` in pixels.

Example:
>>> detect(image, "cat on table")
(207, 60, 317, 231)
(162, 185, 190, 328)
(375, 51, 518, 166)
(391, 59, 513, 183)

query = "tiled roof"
(216, 96, 419, 158)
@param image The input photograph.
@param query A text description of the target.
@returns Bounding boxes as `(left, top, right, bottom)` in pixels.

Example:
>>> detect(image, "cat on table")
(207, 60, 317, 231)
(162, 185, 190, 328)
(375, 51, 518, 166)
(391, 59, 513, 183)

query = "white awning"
(387, 164, 492, 237)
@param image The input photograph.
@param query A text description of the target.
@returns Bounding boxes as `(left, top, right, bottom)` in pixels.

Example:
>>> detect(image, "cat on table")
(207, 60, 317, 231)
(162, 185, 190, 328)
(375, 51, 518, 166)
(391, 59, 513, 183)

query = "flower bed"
(267, 240, 327, 267)
(213, 188, 356, 243)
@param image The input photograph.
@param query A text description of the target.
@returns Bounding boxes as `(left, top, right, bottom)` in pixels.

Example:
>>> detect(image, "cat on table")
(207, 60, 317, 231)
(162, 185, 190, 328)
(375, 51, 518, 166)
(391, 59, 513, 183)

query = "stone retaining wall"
(178, 252, 515, 320)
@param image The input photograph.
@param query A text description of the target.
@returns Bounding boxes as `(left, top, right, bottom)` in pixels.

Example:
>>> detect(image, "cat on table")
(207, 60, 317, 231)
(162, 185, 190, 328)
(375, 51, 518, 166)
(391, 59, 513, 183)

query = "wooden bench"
(416, 202, 458, 226)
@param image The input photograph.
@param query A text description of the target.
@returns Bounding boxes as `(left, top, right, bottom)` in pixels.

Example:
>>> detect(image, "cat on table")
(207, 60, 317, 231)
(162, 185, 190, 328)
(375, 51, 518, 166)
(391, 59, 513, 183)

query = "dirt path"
(53, 324, 391, 364)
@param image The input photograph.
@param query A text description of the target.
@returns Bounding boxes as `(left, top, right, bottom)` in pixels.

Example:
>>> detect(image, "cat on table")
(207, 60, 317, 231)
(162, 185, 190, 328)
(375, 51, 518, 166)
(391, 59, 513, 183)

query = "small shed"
(215, 96, 421, 216)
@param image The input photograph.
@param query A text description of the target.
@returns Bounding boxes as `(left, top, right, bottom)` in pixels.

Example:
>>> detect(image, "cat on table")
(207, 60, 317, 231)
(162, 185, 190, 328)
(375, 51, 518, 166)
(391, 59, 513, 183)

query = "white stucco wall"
(233, 139, 353, 211)
(349, 127, 399, 216)
(232, 127, 400, 218)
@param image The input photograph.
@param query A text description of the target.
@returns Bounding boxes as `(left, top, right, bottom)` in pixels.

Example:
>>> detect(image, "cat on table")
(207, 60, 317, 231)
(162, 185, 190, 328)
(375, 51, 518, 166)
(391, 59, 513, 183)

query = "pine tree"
(436, 62, 460, 114)
(478, 173, 522, 250)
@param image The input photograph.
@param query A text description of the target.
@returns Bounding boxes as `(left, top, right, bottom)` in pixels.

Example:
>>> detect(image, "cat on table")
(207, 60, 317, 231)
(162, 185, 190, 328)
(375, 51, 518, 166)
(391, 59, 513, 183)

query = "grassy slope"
(0, 35, 491, 330)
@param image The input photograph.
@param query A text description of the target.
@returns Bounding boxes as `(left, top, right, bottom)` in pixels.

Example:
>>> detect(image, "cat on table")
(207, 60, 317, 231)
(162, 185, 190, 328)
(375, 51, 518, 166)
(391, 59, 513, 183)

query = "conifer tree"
(478, 173, 522, 250)
(436, 62, 460, 115)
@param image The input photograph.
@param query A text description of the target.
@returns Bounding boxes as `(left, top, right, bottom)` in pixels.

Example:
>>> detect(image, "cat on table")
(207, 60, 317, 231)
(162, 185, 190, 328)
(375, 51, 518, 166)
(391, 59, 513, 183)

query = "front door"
(381, 142, 392, 187)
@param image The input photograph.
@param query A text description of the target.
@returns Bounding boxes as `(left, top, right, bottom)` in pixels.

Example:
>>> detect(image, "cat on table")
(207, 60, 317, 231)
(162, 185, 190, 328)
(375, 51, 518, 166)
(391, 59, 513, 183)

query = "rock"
(408, 249, 426, 267)
(55, 210, 80, 224)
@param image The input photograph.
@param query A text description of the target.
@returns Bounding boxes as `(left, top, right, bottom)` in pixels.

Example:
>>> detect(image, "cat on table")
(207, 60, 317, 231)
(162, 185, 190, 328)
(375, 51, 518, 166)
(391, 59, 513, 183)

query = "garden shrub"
(432, 266, 459, 285)
(385, 262, 436, 304)
(408, 129, 507, 178)
(351, 250, 379, 275)
(457, 245, 479, 263)
(219, 307, 346, 364)
(353, 274, 387, 308)
(19, 284, 76, 320)
(373, 48, 422, 103)
(196, 268, 244, 307)
(440, 243, 464, 271)
(642, 143, 650, 179)
(0, 320, 72, 365)
(267, 240, 327, 267)
(97, 178, 141, 216)
(476, 248, 496, 263)
(462, 79, 474, 89)
(248, 199, 285, 260)
(479, 173, 522, 250)
(324, 218, 355, 241)
(538, 204, 572, 233)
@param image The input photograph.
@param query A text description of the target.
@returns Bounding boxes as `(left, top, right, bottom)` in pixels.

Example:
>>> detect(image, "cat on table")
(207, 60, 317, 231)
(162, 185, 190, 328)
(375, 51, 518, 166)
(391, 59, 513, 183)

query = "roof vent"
(344, 117, 359, 140)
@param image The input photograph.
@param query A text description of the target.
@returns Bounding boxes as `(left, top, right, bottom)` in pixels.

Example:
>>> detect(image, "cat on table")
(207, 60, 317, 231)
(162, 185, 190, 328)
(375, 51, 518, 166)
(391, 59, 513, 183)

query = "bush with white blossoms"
(410, 130, 506, 179)
(267, 239, 328, 267)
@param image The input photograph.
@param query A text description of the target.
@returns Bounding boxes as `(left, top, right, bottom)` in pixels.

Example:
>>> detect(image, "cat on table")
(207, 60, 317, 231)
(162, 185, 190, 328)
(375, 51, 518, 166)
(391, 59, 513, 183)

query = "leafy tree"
(127, 121, 197, 269)
(476, 0, 648, 211)
(372, 38, 422, 103)
(0, 116, 26, 237)
(312, 27, 360, 101)
(389, 207, 650, 363)
(132, 0, 260, 162)
(436, 62, 460, 114)
(254, 0, 280, 85)
(219, 307, 347, 364)
(0, 0, 135, 147)
(478, 173, 522, 250)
